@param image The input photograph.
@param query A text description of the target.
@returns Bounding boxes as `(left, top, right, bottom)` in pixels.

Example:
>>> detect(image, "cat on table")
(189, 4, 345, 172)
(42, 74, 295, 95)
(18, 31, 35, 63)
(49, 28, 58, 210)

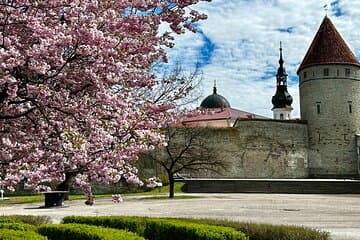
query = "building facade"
(142, 17, 360, 180)
(184, 16, 360, 179)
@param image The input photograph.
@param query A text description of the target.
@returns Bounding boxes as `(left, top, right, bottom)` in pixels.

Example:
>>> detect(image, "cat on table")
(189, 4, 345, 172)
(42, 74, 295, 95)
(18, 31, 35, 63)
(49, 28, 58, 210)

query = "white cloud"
(163, 0, 360, 118)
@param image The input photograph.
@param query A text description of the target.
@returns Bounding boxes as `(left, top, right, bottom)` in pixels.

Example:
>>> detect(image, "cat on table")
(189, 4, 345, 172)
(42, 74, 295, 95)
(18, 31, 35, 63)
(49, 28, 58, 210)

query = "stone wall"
(189, 119, 309, 179)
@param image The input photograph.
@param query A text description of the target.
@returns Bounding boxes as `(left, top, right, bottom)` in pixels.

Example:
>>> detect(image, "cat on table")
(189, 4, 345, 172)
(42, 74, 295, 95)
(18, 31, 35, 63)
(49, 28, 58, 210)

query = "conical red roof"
(297, 16, 360, 73)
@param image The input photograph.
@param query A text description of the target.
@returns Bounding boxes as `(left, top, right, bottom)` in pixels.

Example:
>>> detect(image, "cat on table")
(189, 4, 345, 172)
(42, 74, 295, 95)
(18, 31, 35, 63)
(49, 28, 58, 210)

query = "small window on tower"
(316, 102, 321, 114)
(323, 68, 329, 76)
(280, 113, 284, 120)
(348, 101, 352, 113)
(345, 68, 351, 77)
(337, 69, 340, 76)
(303, 71, 307, 79)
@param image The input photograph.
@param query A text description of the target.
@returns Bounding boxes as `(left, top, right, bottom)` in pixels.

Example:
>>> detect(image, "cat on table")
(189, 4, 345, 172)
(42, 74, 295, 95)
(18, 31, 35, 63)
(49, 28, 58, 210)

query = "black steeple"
(277, 42, 287, 85)
(272, 42, 293, 109)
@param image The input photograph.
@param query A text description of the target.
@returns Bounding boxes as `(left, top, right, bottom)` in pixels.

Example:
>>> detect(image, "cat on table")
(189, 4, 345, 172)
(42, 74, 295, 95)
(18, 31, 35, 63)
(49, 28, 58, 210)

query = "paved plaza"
(1, 193, 360, 240)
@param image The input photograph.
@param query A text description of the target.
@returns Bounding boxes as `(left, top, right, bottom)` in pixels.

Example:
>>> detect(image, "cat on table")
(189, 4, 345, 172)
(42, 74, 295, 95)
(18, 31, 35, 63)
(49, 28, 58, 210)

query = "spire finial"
(323, 4, 328, 16)
(279, 41, 284, 66)
(276, 41, 288, 86)
(213, 80, 217, 94)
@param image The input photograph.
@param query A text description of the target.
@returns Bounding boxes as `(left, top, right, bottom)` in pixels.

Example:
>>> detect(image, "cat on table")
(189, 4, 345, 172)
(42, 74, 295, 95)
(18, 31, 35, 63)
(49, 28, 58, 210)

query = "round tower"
(272, 42, 293, 120)
(297, 16, 360, 177)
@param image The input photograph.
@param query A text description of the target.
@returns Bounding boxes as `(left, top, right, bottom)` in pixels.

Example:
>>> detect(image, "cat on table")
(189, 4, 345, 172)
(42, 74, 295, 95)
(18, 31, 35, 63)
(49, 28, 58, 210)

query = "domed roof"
(272, 86, 293, 108)
(200, 83, 230, 109)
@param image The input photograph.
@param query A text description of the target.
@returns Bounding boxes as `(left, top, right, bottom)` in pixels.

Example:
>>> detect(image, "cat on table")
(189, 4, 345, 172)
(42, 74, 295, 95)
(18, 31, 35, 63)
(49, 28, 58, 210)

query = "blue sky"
(163, 0, 360, 118)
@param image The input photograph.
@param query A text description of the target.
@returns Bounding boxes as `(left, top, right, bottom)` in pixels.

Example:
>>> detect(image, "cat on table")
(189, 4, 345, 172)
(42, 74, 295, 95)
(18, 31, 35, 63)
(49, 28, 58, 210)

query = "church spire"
(276, 41, 288, 87)
(272, 43, 293, 120)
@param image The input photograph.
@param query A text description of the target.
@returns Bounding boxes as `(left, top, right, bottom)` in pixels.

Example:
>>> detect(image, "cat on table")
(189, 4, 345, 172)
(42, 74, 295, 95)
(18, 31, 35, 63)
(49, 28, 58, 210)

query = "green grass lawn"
(0, 183, 185, 205)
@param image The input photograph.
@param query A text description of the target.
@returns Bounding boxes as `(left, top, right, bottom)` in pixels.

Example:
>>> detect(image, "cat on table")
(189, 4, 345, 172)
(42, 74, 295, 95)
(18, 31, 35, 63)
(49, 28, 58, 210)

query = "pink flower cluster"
(146, 176, 162, 188)
(0, 0, 209, 194)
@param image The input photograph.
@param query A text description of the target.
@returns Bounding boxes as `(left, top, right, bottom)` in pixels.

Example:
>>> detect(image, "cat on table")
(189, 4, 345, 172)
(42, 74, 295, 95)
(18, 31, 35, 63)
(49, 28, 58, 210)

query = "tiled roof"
(181, 108, 268, 123)
(297, 16, 360, 73)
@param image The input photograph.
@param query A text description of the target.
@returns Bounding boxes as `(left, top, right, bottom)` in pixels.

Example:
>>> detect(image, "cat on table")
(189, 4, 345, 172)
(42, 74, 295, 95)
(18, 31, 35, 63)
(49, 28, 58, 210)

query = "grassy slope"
(0, 182, 185, 205)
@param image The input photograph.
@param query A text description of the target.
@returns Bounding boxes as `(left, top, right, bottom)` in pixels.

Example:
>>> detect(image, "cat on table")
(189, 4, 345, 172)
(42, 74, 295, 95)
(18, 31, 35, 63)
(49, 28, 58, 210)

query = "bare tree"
(139, 62, 203, 106)
(141, 127, 228, 198)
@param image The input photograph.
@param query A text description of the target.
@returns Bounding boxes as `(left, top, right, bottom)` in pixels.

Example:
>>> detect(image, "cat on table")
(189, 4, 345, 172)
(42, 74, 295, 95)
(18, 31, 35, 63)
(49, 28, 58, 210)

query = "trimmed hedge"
(64, 216, 146, 235)
(0, 229, 47, 240)
(0, 218, 18, 224)
(184, 219, 330, 240)
(143, 218, 247, 240)
(0, 216, 51, 226)
(63, 216, 331, 240)
(38, 223, 144, 240)
(63, 216, 248, 240)
(0, 222, 36, 232)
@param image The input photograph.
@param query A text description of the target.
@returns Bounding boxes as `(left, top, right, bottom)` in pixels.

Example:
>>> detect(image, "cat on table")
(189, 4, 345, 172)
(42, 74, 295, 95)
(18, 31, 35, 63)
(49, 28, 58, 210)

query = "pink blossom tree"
(0, 0, 209, 195)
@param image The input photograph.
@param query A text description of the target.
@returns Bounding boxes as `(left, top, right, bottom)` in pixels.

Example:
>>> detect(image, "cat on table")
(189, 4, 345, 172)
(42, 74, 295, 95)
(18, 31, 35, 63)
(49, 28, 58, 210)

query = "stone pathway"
(1, 193, 359, 240)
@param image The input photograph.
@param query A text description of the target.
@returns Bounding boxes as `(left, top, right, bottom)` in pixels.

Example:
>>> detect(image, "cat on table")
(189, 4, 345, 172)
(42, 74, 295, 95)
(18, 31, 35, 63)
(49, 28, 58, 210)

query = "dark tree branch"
(140, 127, 228, 198)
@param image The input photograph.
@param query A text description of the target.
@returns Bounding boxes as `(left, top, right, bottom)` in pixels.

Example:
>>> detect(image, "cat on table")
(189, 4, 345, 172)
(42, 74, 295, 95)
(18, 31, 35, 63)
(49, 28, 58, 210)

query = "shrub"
(38, 223, 144, 240)
(143, 219, 247, 240)
(0, 222, 36, 232)
(0, 215, 51, 226)
(0, 229, 47, 240)
(63, 216, 147, 235)
(0, 217, 18, 224)
(63, 216, 248, 240)
(184, 219, 330, 240)
(157, 175, 169, 186)
(63, 216, 331, 240)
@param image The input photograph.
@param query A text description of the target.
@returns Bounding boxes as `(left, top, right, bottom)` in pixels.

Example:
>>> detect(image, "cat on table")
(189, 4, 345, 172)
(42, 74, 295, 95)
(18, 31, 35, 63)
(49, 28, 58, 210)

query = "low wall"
(182, 179, 360, 194)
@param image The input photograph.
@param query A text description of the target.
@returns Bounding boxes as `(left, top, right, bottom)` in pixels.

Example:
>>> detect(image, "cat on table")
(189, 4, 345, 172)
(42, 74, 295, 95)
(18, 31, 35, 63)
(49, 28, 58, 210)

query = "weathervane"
(213, 80, 217, 94)
(323, 4, 328, 16)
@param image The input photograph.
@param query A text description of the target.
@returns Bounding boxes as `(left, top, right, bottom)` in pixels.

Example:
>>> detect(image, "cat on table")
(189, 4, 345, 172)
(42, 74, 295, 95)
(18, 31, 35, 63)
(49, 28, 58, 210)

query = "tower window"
(345, 68, 351, 77)
(316, 102, 321, 114)
(303, 71, 307, 79)
(348, 101, 352, 113)
(337, 69, 340, 76)
(280, 113, 284, 120)
(323, 68, 329, 76)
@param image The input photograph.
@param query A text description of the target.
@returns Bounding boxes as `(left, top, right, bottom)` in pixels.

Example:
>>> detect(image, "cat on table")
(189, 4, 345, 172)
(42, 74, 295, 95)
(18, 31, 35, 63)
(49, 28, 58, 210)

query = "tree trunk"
(168, 172, 175, 198)
(56, 172, 75, 200)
